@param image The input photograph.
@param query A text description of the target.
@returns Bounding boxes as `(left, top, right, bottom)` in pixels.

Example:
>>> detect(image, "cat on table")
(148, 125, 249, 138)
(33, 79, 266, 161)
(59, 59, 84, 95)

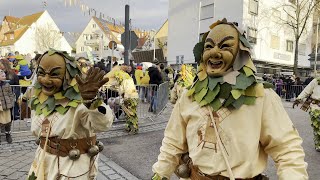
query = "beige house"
(0, 11, 72, 56)
(76, 16, 150, 61)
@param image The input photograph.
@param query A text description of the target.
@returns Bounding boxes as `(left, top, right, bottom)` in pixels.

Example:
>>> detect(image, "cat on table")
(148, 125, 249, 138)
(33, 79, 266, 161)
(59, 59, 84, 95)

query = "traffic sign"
(121, 31, 139, 50)
(108, 41, 117, 50)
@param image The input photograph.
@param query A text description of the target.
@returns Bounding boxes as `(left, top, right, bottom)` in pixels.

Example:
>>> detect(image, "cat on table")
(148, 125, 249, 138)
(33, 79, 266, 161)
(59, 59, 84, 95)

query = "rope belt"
(39, 136, 97, 157)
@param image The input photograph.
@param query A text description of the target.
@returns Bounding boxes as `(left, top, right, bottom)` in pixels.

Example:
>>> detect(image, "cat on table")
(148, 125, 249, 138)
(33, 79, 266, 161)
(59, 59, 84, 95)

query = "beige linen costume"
(297, 79, 320, 110)
(170, 83, 184, 104)
(153, 89, 308, 179)
(29, 103, 114, 179)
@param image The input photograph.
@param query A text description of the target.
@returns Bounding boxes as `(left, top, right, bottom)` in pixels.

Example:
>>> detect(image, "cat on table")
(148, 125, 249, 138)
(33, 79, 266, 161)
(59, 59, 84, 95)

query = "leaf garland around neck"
(30, 49, 82, 117)
(187, 66, 265, 111)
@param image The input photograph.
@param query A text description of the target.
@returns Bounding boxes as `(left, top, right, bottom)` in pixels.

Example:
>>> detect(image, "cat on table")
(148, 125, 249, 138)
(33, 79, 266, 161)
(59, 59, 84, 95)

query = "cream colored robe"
(297, 79, 320, 110)
(29, 103, 114, 180)
(153, 89, 308, 179)
(170, 83, 184, 104)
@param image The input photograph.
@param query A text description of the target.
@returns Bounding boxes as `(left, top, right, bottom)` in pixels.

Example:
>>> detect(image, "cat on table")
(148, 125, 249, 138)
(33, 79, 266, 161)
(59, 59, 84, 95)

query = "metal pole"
(153, 32, 156, 61)
(124, 5, 130, 65)
(315, 18, 319, 76)
(198, 1, 202, 41)
(111, 43, 114, 64)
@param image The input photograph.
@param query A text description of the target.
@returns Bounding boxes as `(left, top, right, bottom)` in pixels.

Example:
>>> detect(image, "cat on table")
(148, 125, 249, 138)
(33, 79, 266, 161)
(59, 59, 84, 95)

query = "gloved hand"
(292, 99, 301, 109)
(75, 67, 109, 101)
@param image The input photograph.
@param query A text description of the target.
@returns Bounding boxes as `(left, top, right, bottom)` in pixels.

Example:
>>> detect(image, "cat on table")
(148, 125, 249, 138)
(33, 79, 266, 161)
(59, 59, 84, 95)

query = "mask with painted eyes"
(37, 54, 66, 96)
(202, 24, 239, 77)
(0, 69, 6, 81)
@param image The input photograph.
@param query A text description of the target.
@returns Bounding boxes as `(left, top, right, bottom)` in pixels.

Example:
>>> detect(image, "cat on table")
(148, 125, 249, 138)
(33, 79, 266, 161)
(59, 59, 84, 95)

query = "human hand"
(292, 99, 301, 109)
(75, 67, 109, 100)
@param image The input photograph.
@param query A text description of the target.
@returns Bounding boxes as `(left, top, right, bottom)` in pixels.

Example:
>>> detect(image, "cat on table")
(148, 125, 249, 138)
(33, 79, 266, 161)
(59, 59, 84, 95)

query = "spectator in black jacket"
(95, 59, 106, 72)
(304, 75, 314, 85)
(148, 66, 162, 112)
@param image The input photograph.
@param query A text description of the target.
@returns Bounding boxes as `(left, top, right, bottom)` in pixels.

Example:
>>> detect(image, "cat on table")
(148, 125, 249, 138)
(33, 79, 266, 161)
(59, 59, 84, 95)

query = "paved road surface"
(102, 101, 320, 180)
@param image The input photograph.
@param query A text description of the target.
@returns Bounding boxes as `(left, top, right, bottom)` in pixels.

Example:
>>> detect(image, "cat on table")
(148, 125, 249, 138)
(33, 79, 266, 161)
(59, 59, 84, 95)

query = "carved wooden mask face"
(37, 54, 66, 96)
(203, 24, 239, 77)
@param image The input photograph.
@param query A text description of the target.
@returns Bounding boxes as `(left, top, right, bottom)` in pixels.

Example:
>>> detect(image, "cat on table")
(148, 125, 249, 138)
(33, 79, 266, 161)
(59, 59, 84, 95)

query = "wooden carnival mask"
(203, 24, 239, 77)
(37, 54, 66, 96)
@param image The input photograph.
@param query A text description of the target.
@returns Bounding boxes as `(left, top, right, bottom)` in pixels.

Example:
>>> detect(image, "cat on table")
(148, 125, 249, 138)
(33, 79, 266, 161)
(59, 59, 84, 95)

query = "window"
(92, 24, 96, 28)
(272, 9, 281, 19)
(81, 47, 84, 51)
(94, 47, 99, 51)
(289, 0, 296, 5)
(286, 40, 293, 52)
(200, 3, 214, 20)
(249, 0, 258, 15)
(247, 27, 257, 44)
(270, 35, 280, 49)
(104, 46, 108, 50)
(10, 34, 14, 40)
(298, 43, 306, 55)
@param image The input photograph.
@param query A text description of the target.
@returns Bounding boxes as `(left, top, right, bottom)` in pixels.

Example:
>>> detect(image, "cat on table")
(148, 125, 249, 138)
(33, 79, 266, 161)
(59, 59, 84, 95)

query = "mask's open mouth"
(42, 85, 55, 93)
(208, 59, 224, 69)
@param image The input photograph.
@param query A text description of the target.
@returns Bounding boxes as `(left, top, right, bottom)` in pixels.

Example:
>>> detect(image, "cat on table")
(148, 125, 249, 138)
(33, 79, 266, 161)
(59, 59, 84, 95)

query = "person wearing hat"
(15, 55, 32, 79)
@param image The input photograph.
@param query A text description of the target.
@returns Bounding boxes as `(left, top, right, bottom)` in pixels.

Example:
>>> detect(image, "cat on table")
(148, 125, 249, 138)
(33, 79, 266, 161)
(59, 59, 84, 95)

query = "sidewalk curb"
(99, 154, 140, 180)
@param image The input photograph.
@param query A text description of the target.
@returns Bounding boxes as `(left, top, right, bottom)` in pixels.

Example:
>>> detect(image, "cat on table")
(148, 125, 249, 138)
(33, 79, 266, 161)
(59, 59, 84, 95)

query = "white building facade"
(0, 11, 72, 56)
(167, 0, 313, 75)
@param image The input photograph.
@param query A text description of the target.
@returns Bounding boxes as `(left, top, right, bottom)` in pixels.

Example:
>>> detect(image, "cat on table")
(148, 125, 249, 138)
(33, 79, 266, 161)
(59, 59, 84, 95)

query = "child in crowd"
(0, 69, 15, 144)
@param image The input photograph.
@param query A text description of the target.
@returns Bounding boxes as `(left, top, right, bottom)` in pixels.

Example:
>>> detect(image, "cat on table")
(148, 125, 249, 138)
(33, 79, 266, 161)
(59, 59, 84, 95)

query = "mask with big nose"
(37, 54, 66, 96)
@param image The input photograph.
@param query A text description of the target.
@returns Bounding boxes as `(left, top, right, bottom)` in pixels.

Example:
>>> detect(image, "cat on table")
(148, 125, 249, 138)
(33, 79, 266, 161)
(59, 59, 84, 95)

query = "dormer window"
(10, 34, 14, 40)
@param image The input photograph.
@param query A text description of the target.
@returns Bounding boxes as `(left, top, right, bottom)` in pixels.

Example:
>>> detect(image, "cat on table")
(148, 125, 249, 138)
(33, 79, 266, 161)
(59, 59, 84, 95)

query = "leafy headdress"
(30, 49, 82, 117)
(189, 18, 267, 111)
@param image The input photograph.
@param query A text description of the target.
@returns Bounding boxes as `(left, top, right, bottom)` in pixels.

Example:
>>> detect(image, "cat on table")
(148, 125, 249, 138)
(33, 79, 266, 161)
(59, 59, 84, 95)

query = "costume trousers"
(309, 109, 320, 149)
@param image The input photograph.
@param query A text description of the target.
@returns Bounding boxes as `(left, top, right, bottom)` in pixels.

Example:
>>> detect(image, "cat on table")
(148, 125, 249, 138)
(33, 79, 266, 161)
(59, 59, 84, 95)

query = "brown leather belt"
(39, 136, 97, 157)
(190, 166, 266, 180)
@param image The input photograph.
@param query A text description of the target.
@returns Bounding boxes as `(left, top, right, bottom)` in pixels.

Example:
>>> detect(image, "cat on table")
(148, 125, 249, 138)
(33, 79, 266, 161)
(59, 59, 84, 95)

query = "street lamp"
(314, 18, 319, 76)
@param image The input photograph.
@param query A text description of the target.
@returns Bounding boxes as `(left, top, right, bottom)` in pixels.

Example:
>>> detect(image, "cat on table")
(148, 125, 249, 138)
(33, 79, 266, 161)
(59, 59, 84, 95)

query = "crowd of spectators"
(262, 74, 313, 101)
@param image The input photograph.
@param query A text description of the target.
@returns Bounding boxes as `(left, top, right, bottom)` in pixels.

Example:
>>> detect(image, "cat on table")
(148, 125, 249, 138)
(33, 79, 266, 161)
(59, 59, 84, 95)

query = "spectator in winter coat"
(148, 66, 162, 112)
(148, 66, 162, 85)
(304, 75, 314, 85)
(15, 55, 31, 78)
(0, 59, 20, 120)
(0, 69, 15, 144)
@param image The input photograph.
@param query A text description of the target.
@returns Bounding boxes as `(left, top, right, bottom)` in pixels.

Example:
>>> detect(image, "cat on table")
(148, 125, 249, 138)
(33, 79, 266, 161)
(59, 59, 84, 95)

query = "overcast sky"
(0, 0, 168, 32)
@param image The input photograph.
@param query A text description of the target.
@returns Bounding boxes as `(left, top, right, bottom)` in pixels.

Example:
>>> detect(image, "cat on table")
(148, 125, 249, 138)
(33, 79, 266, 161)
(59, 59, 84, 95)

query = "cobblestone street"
(0, 103, 169, 180)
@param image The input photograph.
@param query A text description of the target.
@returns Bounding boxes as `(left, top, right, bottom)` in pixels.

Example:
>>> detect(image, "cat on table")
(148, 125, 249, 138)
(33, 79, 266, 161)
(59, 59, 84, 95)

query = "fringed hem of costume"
(123, 98, 139, 133)
(309, 108, 320, 149)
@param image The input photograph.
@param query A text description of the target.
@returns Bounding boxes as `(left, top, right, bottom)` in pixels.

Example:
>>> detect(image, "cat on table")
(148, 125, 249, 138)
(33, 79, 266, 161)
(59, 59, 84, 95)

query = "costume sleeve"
(78, 103, 114, 132)
(297, 79, 317, 100)
(170, 83, 178, 104)
(260, 89, 308, 180)
(152, 95, 188, 178)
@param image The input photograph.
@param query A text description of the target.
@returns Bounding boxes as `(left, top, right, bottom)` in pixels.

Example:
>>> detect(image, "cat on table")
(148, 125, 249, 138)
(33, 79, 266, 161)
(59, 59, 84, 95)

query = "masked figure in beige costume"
(28, 49, 114, 180)
(152, 19, 308, 180)
(105, 64, 139, 133)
